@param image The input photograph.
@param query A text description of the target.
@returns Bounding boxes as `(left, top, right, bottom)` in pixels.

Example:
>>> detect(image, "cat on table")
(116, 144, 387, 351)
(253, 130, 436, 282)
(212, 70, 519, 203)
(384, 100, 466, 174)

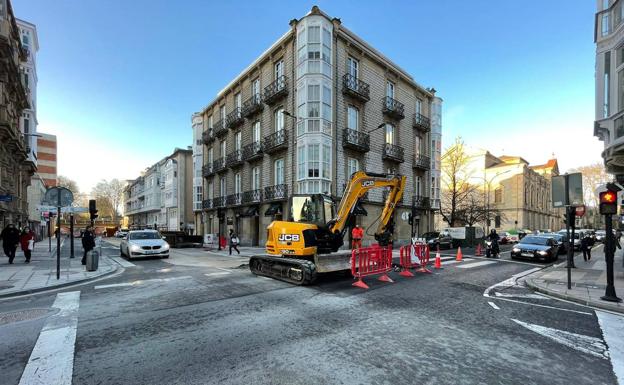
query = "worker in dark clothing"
(81, 226, 96, 265)
(581, 235, 592, 262)
(1, 224, 20, 264)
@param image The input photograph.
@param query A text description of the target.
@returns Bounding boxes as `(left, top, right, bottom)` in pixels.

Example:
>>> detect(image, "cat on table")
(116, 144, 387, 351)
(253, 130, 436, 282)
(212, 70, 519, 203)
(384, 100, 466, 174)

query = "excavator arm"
(328, 171, 406, 245)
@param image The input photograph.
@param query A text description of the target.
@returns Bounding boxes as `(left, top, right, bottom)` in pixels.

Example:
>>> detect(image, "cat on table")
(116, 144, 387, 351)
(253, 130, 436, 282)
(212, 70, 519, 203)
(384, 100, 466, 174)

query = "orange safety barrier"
(399, 243, 432, 276)
(351, 244, 394, 289)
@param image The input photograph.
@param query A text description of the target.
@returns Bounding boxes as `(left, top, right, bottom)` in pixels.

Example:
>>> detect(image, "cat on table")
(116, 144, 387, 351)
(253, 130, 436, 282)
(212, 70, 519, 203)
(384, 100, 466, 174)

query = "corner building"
(197, 7, 442, 247)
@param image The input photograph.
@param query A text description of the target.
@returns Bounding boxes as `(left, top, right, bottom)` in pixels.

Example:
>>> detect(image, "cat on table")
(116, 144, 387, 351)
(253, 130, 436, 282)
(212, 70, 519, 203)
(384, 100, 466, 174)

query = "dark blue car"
(511, 236, 558, 262)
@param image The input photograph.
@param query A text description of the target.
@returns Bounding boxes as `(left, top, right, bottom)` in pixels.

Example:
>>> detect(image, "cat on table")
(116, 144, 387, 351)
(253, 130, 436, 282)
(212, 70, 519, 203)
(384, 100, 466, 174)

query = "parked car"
(120, 230, 170, 259)
(540, 233, 567, 255)
(595, 230, 606, 243)
(558, 230, 585, 250)
(511, 235, 559, 262)
(115, 229, 129, 238)
(498, 231, 511, 244)
(421, 231, 455, 250)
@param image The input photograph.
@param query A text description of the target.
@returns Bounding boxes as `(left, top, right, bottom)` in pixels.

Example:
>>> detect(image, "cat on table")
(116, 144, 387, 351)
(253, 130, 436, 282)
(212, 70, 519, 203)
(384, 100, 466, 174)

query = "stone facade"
(0, 0, 32, 228)
(196, 6, 441, 247)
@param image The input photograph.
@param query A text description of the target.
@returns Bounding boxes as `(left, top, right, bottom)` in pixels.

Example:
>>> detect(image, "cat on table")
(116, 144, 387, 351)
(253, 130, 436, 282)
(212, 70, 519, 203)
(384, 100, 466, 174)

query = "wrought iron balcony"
(430, 198, 441, 211)
(413, 153, 431, 171)
(241, 141, 263, 162)
(202, 199, 213, 210)
(241, 94, 263, 118)
(226, 193, 242, 206)
(382, 96, 405, 120)
(213, 120, 228, 137)
(382, 143, 405, 163)
(226, 150, 243, 167)
(263, 75, 288, 105)
(264, 184, 288, 201)
(413, 195, 430, 210)
(263, 130, 288, 154)
(342, 73, 370, 102)
(226, 108, 244, 129)
(202, 130, 215, 144)
(212, 196, 226, 208)
(413, 113, 431, 132)
(342, 128, 370, 152)
(242, 189, 262, 204)
(202, 163, 214, 177)
(213, 157, 226, 173)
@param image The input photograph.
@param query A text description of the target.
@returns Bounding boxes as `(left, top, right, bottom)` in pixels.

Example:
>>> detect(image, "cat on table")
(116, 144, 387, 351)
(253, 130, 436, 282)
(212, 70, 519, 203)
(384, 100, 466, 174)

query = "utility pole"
(599, 188, 622, 303)
(69, 213, 74, 258)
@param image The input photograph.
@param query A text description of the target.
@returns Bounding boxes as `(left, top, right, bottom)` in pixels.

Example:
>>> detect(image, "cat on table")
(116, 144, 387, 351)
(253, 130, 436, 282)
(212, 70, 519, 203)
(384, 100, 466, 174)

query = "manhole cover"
(0, 308, 57, 326)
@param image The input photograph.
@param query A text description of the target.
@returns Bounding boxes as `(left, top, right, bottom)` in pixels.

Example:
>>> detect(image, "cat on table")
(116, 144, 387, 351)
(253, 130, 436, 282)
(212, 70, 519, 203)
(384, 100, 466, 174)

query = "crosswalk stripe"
(94, 276, 192, 290)
(110, 256, 136, 268)
(457, 260, 497, 269)
(19, 291, 81, 385)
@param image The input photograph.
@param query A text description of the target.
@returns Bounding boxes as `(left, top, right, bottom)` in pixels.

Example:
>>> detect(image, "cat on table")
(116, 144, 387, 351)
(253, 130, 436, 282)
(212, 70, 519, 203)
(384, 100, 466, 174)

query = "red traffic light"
(600, 190, 618, 215)
(601, 191, 617, 203)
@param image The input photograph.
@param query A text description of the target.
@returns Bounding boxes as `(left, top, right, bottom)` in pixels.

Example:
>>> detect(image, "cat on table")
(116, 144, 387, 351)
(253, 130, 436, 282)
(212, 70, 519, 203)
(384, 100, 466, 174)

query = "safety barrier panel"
(399, 243, 431, 277)
(351, 244, 393, 289)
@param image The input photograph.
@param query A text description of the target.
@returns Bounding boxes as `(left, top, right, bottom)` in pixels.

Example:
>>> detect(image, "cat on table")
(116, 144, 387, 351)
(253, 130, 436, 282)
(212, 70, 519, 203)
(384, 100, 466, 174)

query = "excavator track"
(249, 255, 317, 285)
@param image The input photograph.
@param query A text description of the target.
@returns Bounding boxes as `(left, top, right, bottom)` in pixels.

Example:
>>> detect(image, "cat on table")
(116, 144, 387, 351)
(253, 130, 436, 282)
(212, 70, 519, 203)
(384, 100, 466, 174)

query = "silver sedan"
(120, 230, 170, 259)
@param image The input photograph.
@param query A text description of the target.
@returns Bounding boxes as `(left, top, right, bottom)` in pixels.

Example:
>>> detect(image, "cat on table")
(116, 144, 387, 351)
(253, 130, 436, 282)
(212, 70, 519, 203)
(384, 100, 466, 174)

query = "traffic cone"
(434, 251, 442, 269)
(476, 243, 483, 256)
(456, 247, 463, 262)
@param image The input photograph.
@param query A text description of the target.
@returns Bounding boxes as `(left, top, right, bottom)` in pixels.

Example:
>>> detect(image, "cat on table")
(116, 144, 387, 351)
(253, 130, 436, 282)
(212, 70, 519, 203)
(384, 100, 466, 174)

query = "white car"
(120, 230, 170, 259)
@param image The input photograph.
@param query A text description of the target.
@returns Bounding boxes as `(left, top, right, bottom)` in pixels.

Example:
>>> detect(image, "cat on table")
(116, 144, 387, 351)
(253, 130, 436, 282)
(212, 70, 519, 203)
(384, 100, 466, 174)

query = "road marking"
(488, 301, 500, 310)
(494, 292, 547, 300)
(457, 260, 497, 269)
(94, 276, 192, 289)
(483, 267, 542, 297)
(495, 297, 593, 315)
(441, 258, 471, 266)
(512, 318, 609, 360)
(18, 291, 80, 385)
(205, 272, 232, 277)
(597, 311, 624, 384)
(110, 256, 136, 268)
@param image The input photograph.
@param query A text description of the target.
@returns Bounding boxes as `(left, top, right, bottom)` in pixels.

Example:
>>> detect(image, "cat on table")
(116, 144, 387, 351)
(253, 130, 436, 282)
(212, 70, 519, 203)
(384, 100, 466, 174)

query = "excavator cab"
(289, 194, 335, 227)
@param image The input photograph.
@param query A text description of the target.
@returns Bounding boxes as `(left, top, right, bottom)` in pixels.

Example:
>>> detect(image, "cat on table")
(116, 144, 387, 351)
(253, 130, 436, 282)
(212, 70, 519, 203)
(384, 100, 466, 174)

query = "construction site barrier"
(399, 243, 431, 276)
(351, 245, 393, 289)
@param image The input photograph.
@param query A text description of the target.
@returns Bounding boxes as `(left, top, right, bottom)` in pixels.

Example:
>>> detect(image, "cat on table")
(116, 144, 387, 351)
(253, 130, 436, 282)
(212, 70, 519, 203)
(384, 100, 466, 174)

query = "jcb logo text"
(278, 234, 300, 242)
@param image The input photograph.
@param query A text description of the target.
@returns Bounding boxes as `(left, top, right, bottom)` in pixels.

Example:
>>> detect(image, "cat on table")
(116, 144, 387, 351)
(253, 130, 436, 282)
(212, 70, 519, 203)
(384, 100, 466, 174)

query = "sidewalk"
(524, 244, 624, 313)
(0, 237, 119, 298)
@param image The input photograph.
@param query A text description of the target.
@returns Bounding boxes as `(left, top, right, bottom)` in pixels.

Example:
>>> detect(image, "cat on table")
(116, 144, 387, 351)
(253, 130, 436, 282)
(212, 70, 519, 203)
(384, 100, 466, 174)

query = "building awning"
(265, 203, 282, 216)
(352, 202, 367, 216)
(241, 206, 259, 217)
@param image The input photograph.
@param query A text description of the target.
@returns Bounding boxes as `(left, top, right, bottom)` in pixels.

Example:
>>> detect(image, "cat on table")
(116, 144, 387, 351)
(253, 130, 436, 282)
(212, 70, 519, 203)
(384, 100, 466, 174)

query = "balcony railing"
(213, 157, 226, 173)
(413, 195, 430, 210)
(202, 130, 215, 144)
(430, 198, 441, 211)
(226, 108, 244, 129)
(413, 153, 431, 170)
(202, 199, 213, 210)
(212, 196, 226, 208)
(202, 163, 214, 177)
(413, 113, 431, 132)
(342, 128, 370, 152)
(241, 94, 263, 117)
(263, 129, 288, 154)
(242, 189, 262, 204)
(226, 150, 243, 167)
(382, 143, 405, 163)
(264, 184, 288, 201)
(226, 193, 242, 206)
(342, 73, 370, 102)
(241, 141, 263, 162)
(382, 96, 405, 120)
(213, 120, 228, 137)
(263, 75, 288, 105)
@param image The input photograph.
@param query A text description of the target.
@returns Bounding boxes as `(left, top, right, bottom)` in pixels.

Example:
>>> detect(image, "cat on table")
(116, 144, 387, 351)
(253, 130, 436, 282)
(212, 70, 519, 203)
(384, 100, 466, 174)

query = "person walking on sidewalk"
(81, 226, 96, 265)
(580, 234, 592, 261)
(1, 224, 20, 264)
(19, 227, 35, 263)
(229, 229, 240, 255)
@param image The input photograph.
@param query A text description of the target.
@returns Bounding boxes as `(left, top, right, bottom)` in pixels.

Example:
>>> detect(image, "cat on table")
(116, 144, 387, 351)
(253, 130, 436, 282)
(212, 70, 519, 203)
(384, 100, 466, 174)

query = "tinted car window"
(520, 236, 550, 246)
(129, 232, 162, 240)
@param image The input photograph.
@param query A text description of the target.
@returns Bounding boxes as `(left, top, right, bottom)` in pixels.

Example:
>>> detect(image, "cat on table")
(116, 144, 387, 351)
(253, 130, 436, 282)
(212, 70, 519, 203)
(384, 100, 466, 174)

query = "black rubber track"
(249, 256, 317, 285)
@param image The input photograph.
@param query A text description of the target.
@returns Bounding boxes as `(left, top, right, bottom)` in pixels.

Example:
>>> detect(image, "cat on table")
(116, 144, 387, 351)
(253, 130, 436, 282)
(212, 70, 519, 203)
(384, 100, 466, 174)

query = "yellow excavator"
(249, 171, 406, 285)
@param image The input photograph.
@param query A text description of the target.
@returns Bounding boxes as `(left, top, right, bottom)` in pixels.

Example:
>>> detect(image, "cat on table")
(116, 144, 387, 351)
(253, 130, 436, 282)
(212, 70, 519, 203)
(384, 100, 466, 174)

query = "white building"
(191, 112, 204, 233)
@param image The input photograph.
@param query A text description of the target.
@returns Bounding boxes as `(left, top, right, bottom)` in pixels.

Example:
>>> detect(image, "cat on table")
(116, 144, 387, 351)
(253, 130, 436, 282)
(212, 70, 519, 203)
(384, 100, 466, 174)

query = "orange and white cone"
(434, 251, 442, 269)
(456, 247, 463, 262)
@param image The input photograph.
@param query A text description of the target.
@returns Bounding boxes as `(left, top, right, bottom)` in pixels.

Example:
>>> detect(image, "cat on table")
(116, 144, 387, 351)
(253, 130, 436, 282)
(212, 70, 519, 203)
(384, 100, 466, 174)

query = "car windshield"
(520, 236, 550, 246)
(129, 232, 161, 240)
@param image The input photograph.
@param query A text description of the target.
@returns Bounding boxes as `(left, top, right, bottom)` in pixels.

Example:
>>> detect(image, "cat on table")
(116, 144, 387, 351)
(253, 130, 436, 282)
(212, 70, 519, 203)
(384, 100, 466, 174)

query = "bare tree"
(440, 137, 479, 226)
(56, 175, 86, 207)
(90, 179, 125, 222)
(569, 163, 611, 228)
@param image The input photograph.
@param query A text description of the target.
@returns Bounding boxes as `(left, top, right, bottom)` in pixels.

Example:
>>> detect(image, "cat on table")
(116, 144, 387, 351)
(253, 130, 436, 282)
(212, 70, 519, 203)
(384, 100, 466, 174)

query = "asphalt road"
(0, 243, 622, 385)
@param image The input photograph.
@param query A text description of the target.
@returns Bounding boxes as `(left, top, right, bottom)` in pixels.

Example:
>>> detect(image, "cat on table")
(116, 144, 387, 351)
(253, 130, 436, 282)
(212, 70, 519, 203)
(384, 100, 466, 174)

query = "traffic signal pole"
(602, 214, 622, 302)
(70, 213, 74, 258)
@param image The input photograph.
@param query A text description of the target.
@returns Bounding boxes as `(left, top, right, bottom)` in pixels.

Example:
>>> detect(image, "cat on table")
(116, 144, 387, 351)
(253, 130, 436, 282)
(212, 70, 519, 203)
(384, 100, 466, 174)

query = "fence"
(351, 244, 393, 289)
(399, 243, 431, 277)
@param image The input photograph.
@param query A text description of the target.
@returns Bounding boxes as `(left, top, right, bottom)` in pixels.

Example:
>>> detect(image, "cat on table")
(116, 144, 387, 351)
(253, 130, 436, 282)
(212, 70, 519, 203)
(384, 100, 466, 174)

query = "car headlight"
(537, 250, 548, 256)
(130, 244, 141, 252)
(162, 243, 170, 251)
(512, 247, 520, 253)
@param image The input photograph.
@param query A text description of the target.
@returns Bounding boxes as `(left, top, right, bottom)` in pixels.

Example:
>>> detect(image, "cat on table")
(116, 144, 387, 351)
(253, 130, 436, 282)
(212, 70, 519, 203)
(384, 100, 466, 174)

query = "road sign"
(43, 187, 74, 207)
(0, 194, 13, 202)
(552, 173, 583, 208)
(575, 205, 586, 217)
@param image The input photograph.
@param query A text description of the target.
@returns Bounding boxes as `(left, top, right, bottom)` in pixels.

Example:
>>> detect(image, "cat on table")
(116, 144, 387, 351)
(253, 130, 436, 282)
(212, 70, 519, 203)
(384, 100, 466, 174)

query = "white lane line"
(215, 267, 233, 272)
(494, 297, 593, 315)
(494, 292, 547, 300)
(488, 301, 500, 310)
(19, 291, 80, 385)
(441, 259, 471, 265)
(205, 272, 232, 277)
(457, 260, 497, 269)
(110, 256, 136, 268)
(483, 267, 542, 297)
(94, 275, 192, 290)
(512, 318, 609, 360)
(597, 311, 624, 384)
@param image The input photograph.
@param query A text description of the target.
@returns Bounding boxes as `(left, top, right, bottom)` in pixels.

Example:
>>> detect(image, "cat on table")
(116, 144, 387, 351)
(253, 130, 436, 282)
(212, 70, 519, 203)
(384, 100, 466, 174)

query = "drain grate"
(0, 308, 56, 326)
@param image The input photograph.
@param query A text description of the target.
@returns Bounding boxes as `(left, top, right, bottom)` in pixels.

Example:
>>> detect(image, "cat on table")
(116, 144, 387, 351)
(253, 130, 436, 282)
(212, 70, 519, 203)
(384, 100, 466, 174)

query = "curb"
(0, 264, 122, 300)
(524, 276, 624, 314)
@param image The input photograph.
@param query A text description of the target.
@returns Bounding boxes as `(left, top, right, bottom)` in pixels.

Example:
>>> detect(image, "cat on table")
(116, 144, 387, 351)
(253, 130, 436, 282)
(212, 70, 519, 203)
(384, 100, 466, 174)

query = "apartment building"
(123, 148, 193, 232)
(191, 112, 204, 234)
(595, 0, 624, 179)
(35, 132, 56, 187)
(196, 6, 442, 246)
(0, 0, 32, 228)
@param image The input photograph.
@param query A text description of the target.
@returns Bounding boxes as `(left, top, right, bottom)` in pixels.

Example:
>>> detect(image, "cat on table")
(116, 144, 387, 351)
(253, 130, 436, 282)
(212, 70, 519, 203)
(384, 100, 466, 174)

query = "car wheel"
(120, 247, 124, 257)
(162, 255, 169, 259)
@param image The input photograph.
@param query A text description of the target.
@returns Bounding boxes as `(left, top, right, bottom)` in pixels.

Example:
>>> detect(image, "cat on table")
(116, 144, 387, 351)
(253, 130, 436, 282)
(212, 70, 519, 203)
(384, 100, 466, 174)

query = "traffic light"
(599, 190, 618, 215)
(89, 199, 98, 221)
(408, 213, 413, 225)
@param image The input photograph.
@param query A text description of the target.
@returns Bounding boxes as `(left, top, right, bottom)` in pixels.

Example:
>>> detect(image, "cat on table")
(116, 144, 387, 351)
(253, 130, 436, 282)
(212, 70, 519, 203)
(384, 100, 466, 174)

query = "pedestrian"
(351, 224, 363, 249)
(229, 229, 240, 255)
(81, 226, 96, 265)
(19, 227, 35, 263)
(615, 230, 622, 254)
(580, 234, 591, 262)
(1, 224, 20, 264)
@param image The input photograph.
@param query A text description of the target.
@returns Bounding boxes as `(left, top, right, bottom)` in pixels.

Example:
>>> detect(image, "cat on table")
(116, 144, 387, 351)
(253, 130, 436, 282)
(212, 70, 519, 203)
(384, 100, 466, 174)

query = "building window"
(252, 79, 260, 98)
(416, 176, 422, 196)
(615, 116, 624, 139)
(605, 51, 611, 118)
(347, 158, 359, 177)
(220, 106, 226, 121)
(494, 187, 503, 204)
(298, 145, 306, 180)
(308, 144, 320, 177)
(275, 60, 284, 79)
(220, 177, 226, 197)
(386, 81, 395, 99)
(208, 148, 213, 164)
(347, 56, 358, 78)
(619, 68, 624, 112)
(275, 158, 284, 185)
(416, 99, 422, 115)
(220, 140, 226, 157)
(235, 131, 242, 151)
(274, 107, 284, 133)
(253, 121, 261, 143)
(208, 115, 213, 129)
(207, 182, 213, 199)
(385, 123, 395, 144)
(603, 12, 610, 36)
(322, 144, 330, 179)
(252, 167, 260, 190)
(347, 106, 358, 131)
(235, 92, 241, 109)
(234, 173, 241, 194)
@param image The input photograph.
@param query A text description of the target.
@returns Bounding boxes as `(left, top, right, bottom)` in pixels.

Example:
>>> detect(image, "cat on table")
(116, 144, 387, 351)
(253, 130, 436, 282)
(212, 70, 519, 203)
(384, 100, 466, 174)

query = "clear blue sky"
(14, 0, 600, 192)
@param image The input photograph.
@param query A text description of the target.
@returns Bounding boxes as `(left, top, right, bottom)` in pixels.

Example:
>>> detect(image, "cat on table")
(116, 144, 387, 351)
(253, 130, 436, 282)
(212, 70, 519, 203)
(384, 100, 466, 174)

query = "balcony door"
(347, 57, 358, 79)
(347, 106, 359, 131)
(386, 81, 395, 99)
(252, 166, 260, 190)
(275, 60, 284, 80)
(274, 158, 284, 185)
(275, 108, 284, 133)
(220, 140, 226, 158)
(252, 79, 260, 99)
(253, 121, 261, 143)
(235, 131, 242, 151)
(234, 173, 241, 195)
(385, 123, 395, 145)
